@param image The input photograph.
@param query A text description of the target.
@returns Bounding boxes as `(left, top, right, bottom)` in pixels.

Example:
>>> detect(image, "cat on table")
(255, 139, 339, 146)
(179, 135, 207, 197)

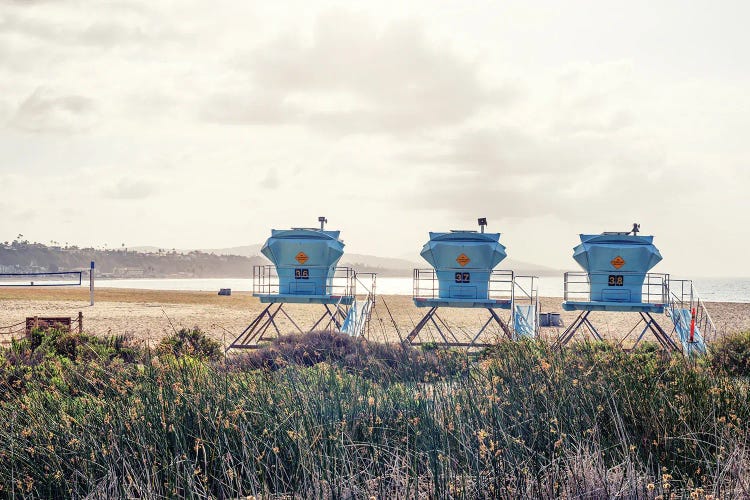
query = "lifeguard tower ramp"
(557, 224, 714, 355)
(664, 278, 715, 356)
(404, 219, 539, 349)
(226, 218, 376, 350)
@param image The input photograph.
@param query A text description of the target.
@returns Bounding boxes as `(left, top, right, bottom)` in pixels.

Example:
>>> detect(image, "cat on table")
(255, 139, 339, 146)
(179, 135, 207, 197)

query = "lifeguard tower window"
(608, 275, 624, 286)
(294, 269, 309, 280)
(455, 272, 471, 283)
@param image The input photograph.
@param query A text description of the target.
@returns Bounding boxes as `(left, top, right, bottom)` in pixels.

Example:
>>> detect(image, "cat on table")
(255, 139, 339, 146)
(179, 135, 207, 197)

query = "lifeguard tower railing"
(411, 269, 539, 340)
(563, 272, 669, 305)
(253, 265, 356, 298)
(514, 275, 538, 308)
(667, 278, 717, 342)
(413, 268, 515, 303)
(513, 275, 540, 337)
(355, 272, 377, 301)
(341, 272, 377, 338)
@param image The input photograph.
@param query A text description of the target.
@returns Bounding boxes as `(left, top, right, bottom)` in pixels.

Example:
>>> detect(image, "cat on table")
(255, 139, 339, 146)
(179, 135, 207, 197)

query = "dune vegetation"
(0, 328, 748, 498)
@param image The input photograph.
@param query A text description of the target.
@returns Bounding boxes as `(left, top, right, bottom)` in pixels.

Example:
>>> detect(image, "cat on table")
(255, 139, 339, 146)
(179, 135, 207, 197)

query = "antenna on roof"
(318, 216, 328, 230)
(631, 222, 640, 235)
(478, 217, 487, 233)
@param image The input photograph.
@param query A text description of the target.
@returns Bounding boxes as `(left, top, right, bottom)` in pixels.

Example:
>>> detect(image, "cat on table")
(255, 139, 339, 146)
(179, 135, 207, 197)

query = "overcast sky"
(0, 0, 747, 276)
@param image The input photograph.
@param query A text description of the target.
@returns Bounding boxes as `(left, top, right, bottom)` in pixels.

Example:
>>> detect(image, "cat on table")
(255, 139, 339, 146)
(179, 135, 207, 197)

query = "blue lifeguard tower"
(226, 217, 376, 350)
(405, 218, 539, 348)
(558, 224, 714, 355)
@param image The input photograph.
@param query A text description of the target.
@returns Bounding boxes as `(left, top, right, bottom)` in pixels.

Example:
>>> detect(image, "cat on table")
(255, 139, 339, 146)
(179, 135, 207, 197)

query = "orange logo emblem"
(456, 253, 470, 267)
(295, 252, 309, 265)
(611, 256, 625, 269)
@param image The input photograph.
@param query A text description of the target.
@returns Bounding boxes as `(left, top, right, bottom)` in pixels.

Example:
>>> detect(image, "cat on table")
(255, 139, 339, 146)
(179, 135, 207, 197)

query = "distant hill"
(0, 242, 262, 278)
(496, 258, 561, 277)
(341, 255, 559, 277)
(198, 245, 263, 257)
(7, 240, 563, 279)
(171, 245, 563, 277)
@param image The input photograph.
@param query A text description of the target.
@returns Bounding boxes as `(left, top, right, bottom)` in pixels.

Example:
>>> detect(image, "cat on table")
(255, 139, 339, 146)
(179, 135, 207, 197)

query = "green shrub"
(229, 330, 470, 381)
(710, 330, 750, 377)
(157, 327, 222, 361)
(26, 328, 141, 363)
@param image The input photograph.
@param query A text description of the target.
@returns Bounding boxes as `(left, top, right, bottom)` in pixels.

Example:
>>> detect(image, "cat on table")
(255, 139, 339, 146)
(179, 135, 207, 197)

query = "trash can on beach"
(549, 312, 562, 327)
(538, 313, 550, 327)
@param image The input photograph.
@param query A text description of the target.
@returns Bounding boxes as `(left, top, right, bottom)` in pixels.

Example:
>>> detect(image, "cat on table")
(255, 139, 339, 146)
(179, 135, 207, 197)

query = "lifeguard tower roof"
(261, 228, 344, 269)
(420, 231, 507, 271)
(572, 233, 662, 274)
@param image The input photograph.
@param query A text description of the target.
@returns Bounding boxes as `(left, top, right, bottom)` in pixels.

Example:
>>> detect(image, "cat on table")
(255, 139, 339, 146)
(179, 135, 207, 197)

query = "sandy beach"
(0, 287, 748, 348)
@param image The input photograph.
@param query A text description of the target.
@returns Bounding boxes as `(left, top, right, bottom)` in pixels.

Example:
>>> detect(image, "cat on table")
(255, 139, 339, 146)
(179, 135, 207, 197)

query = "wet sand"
(0, 288, 747, 348)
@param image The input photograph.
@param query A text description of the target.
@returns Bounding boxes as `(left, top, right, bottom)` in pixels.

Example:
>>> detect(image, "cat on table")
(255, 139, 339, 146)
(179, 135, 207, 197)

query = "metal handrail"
(413, 268, 515, 301)
(513, 275, 538, 304)
(354, 272, 377, 303)
(252, 265, 356, 297)
(513, 274, 540, 333)
(353, 272, 377, 335)
(413, 268, 438, 300)
(667, 278, 718, 342)
(563, 271, 669, 304)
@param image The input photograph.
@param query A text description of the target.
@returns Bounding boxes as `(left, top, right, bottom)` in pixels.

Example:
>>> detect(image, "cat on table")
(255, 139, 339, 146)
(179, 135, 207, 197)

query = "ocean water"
(690, 278, 750, 303)
(95, 276, 750, 303)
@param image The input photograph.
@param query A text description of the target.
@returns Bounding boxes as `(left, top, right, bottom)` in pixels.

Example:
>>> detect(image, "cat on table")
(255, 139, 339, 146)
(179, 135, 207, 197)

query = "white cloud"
(258, 168, 280, 189)
(0, 1, 746, 276)
(203, 10, 517, 134)
(103, 178, 158, 200)
(10, 88, 98, 133)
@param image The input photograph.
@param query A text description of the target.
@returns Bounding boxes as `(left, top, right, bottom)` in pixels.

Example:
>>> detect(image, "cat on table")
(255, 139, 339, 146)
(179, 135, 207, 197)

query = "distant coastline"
(2, 240, 561, 280)
(0, 240, 260, 279)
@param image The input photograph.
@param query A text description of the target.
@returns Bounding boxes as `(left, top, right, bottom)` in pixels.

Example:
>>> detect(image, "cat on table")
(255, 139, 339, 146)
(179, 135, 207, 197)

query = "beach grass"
(0, 329, 748, 498)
